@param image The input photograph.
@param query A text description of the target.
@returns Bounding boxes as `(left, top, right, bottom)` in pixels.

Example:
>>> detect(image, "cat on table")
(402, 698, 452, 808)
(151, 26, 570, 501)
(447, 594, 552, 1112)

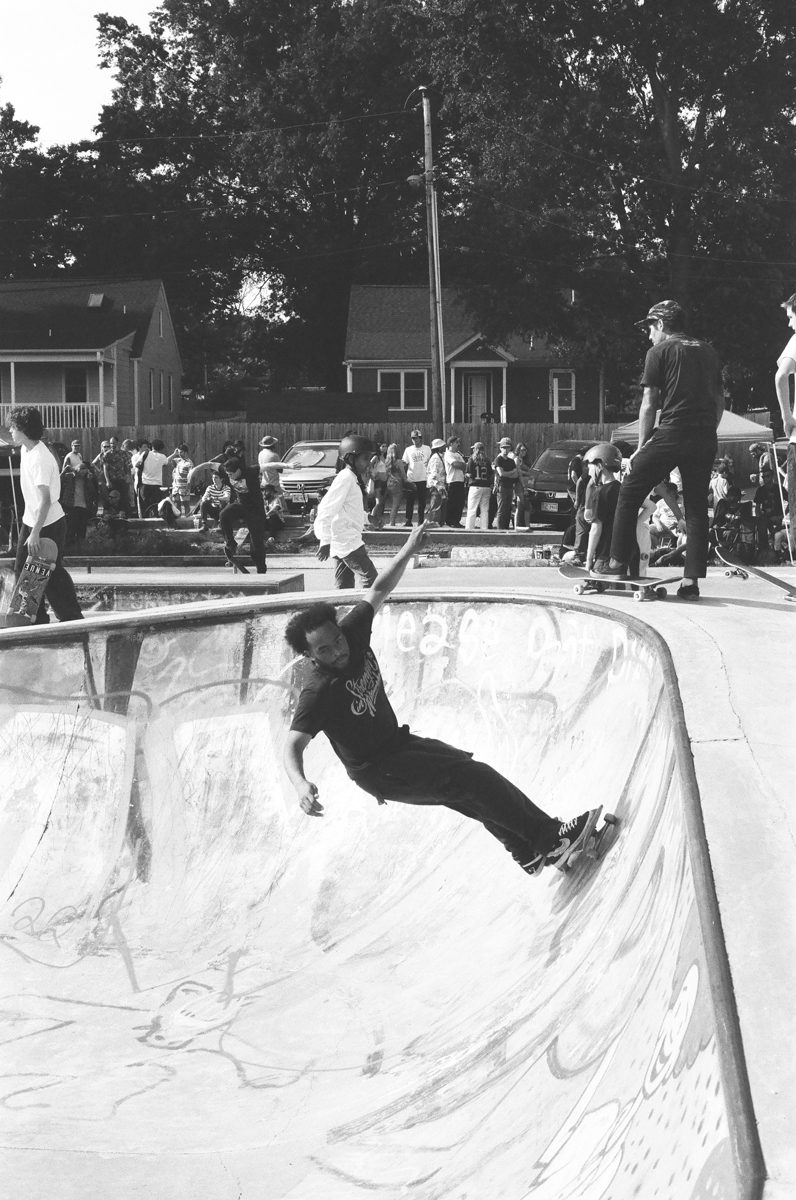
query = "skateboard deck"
(559, 562, 680, 602)
(1, 537, 58, 626)
(713, 545, 796, 601)
(555, 808, 620, 873)
(224, 545, 250, 574)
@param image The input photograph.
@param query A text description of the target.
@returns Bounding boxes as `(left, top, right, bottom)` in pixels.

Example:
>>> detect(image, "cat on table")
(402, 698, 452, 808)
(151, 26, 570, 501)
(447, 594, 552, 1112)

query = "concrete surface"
(0, 583, 774, 1200)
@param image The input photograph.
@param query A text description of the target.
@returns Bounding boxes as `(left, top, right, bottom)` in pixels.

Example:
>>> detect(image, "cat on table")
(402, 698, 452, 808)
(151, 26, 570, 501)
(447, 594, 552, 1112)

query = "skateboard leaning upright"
(559, 562, 681, 602)
(0, 537, 59, 627)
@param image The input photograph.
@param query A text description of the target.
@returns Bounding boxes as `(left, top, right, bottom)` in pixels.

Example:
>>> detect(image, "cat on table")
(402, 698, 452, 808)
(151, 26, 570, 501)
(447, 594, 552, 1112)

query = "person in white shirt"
(775, 292, 796, 532)
(401, 429, 432, 525)
(443, 435, 467, 527)
(258, 435, 285, 493)
(134, 439, 170, 514)
(314, 434, 379, 589)
(7, 406, 83, 623)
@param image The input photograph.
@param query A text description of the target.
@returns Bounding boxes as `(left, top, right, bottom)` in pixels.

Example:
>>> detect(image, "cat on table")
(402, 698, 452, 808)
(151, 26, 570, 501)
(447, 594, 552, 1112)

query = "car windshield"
(283, 445, 338, 469)
(532, 447, 579, 473)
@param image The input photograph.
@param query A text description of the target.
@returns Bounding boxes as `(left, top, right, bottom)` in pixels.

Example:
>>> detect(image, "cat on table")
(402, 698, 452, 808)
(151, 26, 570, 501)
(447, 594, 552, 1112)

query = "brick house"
(0, 278, 183, 430)
(344, 284, 601, 424)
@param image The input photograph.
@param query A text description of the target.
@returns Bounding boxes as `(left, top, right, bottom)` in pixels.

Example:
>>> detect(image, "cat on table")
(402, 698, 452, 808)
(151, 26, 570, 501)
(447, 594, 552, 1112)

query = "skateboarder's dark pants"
(349, 733, 560, 865)
(609, 427, 717, 579)
(15, 518, 84, 624)
(219, 502, 267, 572)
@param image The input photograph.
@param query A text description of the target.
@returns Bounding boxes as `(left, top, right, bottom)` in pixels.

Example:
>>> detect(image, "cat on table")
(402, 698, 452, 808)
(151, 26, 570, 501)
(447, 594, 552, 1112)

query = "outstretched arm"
(363, 522, 427, 615)
(284, 730, 324, 816)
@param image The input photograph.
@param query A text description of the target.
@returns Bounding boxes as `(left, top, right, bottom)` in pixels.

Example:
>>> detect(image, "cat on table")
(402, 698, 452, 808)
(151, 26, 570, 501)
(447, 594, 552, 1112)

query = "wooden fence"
(45, 418, 763, 480)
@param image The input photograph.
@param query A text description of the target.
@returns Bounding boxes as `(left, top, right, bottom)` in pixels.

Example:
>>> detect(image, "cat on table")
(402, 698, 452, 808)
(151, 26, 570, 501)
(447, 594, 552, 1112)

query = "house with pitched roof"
(0, 278, 183, 430)
(344, 284, 601, 424)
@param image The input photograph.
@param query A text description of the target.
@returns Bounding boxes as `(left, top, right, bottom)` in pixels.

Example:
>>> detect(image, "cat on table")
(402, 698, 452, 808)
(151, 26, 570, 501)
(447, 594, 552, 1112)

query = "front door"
(458, 373, 491, 423)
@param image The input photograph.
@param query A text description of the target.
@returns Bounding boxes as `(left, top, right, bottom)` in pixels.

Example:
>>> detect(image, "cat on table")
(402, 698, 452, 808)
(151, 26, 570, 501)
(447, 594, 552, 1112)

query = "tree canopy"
(1, 0, 794, 408)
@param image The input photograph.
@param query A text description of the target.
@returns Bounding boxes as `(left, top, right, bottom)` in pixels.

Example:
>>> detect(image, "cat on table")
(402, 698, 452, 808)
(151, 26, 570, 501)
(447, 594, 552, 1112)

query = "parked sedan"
(279, 440, 341, 513)
(523, 439, 597, 525)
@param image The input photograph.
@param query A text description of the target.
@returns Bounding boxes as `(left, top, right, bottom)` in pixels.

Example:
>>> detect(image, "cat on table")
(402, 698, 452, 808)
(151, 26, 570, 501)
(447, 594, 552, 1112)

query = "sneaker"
(544, 807, 603, 869)
(676, 582, 700, 601)
(590, 563, 628, 578)
(518, 852, 547, 876)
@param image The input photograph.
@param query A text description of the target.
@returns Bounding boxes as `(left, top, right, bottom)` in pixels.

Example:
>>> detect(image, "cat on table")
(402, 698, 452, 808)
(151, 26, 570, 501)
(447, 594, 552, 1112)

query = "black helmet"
(339, 434, 374, 459)
(584, 442, 623, 471)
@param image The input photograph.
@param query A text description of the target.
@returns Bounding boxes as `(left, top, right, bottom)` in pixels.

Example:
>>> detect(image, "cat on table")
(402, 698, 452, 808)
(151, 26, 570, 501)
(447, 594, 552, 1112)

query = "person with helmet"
(314, 434, 380, 589)
(581, 443, 622, 572)
(494, 436, 519, 529)
(593, 300, 724, 599)
(283, 529, 605, 879)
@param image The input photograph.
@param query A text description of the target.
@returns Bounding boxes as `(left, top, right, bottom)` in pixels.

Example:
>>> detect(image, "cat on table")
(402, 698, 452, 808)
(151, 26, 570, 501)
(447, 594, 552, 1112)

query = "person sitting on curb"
(314, 433, 379, 590)
(283, 526, 604, 877)
(198, 464, 232, 530)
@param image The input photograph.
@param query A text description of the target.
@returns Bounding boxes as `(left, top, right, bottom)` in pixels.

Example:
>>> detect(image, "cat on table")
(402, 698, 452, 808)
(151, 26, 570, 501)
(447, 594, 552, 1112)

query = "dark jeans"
(64, 505, 89, 543)
(405, 481, 427, 524)
(332, 543, 378, 590)
(446, 480, 465, 526)
(350, 733, 560, 868)
(219, 502, 267, 572)
(200, 499, 221, 524)
(15, 517, 84, 624)
(609, 427, 717, 578)
(496, 484, 514, 529)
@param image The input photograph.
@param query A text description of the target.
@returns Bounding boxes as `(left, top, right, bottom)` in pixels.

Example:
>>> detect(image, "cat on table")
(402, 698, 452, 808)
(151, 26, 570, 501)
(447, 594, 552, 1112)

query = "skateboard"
(713, 544, 796, 602)
(559, 562, 680, 602)
(224, 544, 250, 574)
(0, 537, 58, 626)
(555, 807, 620, 873)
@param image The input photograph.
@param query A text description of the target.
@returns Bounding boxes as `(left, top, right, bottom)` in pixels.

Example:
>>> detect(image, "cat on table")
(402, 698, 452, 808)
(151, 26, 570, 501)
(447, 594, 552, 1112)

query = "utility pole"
(418, 87, 445, 438)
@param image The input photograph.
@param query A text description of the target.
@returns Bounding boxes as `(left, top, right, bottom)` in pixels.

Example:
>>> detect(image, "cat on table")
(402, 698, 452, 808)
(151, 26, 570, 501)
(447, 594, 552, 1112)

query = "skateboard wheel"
(603, 813, 618, 825)
(656, 587, 667, 599)
(724, 569, 732, 577)
(633, 590, 643, 602)
(574, 584, 585, 595)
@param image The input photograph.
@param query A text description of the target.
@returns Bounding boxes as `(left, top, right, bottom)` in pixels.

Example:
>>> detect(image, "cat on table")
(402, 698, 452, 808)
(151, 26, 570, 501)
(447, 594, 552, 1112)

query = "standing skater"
(6, 406, 83, 624)
(314, 434, 378, 590)
(283, 527, 604, 876)
(593, 300, 724, 599)
(774, 292, 796, 525)
(219, 456, 269, 573)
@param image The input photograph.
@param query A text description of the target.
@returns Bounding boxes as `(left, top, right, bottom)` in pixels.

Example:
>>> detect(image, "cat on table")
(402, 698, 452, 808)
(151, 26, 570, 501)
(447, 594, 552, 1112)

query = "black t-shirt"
(228, 466, 266, 516)
(593, 480, 620, 562)
(494, 454, 517, 487)
(290, 601, 400, 769)
(641, 335, 722, 431)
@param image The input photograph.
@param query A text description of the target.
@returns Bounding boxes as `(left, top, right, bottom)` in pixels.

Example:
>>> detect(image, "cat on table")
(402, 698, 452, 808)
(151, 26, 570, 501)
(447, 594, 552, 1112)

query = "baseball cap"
(410, 428, 422, 437)
(634, 300, 685, 330)
(499, 437, 513, 447)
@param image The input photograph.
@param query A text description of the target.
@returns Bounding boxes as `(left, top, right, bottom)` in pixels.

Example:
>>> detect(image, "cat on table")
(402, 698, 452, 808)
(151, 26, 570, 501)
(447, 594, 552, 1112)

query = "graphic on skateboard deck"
(1, 537, 58, 627)
(713, 545, 796, 602)
(556, 808, 619, 874)
(559, 562, 680, 602)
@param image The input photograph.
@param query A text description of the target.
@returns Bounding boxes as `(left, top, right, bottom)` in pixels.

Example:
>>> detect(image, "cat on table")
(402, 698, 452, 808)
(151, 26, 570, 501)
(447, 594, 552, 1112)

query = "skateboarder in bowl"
(283, 525, 606, 876)
(5, 406, 83, 624)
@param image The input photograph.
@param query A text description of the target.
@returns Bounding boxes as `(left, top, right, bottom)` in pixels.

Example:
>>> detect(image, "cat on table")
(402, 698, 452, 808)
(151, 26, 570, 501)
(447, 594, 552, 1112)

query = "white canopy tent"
(611, 410, 773, 444)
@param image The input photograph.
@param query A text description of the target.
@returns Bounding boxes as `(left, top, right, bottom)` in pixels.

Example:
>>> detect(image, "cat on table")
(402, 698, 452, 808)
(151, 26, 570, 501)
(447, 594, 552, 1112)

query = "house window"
(549, 370, 575, 412)
(379, 369, 427, 410)
(159, 309, 164, 338)
(168, 375, 173, 412)
(149, 370, 154, 411)
(64, 366, 87, 406)
(159, 371, 164, 406)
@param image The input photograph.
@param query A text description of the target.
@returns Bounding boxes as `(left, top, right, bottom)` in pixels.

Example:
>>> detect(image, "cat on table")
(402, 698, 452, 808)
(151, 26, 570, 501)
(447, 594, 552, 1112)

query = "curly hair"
(284, 602, 339, 654)
(7, 406, 44, 440)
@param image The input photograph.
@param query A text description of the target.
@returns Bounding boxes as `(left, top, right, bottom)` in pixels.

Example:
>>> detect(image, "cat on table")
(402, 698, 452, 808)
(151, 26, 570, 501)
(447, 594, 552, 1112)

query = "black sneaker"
(591, 563, 628, 578)
(518, 851, 547, 876)
(544, 807, 602, 870)
(676, 583, 700, 601)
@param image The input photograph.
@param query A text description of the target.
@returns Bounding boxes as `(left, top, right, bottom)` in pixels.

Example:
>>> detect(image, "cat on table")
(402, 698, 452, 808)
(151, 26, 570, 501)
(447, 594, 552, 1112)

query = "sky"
(0, 0, 156, 147)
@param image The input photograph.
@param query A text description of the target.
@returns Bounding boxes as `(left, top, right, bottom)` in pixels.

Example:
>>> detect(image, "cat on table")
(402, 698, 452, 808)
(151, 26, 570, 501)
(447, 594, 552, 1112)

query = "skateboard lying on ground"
(713, 545, 796, 602)
(554, 806, 619, 874)
(0, 537, 58, 627)
(559, 562, 680, 602)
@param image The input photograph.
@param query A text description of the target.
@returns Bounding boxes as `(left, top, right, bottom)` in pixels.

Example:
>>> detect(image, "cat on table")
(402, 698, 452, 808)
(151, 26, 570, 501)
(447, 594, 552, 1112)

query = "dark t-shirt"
(227, 467, 266, 517)
(494, 454, 517, 487)
(290, 602, 400, 769)
(593, 480, 620, 563)
(641, 335, 722, 431)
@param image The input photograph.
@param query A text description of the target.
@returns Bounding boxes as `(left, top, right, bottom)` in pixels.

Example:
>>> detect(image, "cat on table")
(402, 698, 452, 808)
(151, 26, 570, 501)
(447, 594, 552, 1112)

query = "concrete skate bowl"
(0, 594, 762, 1200)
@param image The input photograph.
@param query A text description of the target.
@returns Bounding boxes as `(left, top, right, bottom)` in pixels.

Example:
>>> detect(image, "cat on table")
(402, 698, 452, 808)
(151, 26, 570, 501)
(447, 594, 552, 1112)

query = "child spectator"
(166, 444, 194, 515)
(263, 484, 286, 538)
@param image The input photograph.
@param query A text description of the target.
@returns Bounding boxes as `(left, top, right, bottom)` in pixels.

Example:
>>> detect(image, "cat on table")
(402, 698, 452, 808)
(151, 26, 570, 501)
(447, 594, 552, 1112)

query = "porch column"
(500, 364, 507, 423)
(98, 358, 105, 426)
(9, 360, 16, 405)
(133, 359, 140, 425)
